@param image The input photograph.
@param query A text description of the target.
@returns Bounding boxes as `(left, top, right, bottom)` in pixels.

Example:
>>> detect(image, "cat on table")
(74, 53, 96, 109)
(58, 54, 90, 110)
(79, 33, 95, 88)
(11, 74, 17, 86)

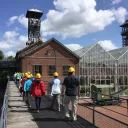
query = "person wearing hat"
(24, 74, 33, 107)
(30, 73, 46, 113)
(16, 72, 21, 86)
(20, 72, 28, 99)
(30, 73, 35, 82)
(61, 67, 80, 121)
(48, 72, 62, 111)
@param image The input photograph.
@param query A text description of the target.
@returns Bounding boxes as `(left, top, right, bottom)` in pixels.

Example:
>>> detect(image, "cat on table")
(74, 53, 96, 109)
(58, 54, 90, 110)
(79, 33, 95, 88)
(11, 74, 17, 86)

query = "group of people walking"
(20, 72, 46, 112)
(14, 67, 80, 121)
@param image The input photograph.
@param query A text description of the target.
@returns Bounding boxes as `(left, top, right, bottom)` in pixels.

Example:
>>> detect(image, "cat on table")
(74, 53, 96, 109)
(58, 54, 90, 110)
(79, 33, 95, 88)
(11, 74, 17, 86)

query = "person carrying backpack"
(24, 74, 33, 107)
(30, 73, 46, 113)
(20, 72, 28, 98)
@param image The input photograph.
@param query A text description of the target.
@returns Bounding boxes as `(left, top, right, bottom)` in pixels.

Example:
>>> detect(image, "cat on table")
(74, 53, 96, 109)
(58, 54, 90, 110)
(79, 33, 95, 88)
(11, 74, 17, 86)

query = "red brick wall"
(18, 40, 79, 83)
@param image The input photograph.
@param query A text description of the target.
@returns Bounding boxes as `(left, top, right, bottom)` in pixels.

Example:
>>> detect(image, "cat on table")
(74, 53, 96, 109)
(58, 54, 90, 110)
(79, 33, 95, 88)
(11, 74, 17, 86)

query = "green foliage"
(0, 70, 9, 79)
(0, 50, 4, 60)
(5, 56, 15, 60)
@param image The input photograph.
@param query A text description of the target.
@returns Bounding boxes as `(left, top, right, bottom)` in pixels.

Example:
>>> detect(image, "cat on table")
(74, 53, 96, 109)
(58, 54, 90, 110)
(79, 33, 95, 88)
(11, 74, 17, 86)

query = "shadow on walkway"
(29, 96, 97, 128)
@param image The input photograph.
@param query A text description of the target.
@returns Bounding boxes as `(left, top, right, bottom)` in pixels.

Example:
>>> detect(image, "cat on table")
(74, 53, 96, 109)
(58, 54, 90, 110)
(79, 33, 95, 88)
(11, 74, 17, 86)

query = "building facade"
(75, 43, 128, 97)
(16, 38, 79, 83)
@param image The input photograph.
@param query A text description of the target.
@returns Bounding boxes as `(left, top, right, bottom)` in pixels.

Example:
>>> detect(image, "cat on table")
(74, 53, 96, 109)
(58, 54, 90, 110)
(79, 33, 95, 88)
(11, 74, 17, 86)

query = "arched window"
(106, 76, 110, 85)
(111, 76, 114, 83)
(96, 76, 100, 84)
(91, 76, 95, 84)
(124, 76, 127, 85)
(119, 76, 123, 85)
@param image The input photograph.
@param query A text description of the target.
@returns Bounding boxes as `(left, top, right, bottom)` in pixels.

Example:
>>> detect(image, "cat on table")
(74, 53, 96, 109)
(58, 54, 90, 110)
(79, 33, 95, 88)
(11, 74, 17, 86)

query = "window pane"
(48, 65, 56, 76)
(63, 65, 70, 76)
(33, 65, 42, 76)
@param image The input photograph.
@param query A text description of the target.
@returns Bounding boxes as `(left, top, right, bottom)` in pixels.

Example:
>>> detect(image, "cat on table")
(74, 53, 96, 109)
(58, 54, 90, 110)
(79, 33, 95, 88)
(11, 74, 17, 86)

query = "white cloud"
(98, 40, 118, 51)
(4, 31, 19, 40)
(19, 35, 28, 42)
(5, 51, 16, 57)
(113, 7, 127, 23)
(0, 31, 27, 55)
(0, 41, 10, 50)
(41, 0, 127, 38)
(7, 14, 28, 28)
(65, 44, 83, 51)
(7, 16, 18, 26)
(18, 14, 28, 28)
(14, 27, 20, 31)
(111, 0, 122, 5)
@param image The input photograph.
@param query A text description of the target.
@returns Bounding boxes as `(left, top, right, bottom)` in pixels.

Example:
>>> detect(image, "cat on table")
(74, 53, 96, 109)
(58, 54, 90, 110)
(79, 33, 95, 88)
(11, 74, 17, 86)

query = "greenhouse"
(74, 43, 128, 97)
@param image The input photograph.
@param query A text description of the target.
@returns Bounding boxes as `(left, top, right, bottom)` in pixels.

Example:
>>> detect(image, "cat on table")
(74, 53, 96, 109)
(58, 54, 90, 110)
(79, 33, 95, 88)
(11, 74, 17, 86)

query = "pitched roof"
(26, 8, 43, 19)
(28, 8, 42, 13)
(108, 46, 128, 60)
(50, 38, 80, 59)
(120, 20, 128, 27)
(74, 43, 97, 57)
(15, 40, 43, 58)
(74, 42, 128, 60)
(16, 38, 80, 59)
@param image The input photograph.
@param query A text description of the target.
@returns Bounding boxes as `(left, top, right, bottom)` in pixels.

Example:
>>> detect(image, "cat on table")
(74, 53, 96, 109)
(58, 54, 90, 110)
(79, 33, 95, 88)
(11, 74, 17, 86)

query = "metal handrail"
(78, 98, 128, 127)
(0, 78, 10, 128)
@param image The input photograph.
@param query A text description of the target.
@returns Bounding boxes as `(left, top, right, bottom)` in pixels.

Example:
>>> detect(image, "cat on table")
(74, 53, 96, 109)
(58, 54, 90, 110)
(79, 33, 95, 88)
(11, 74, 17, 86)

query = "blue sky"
(0, 0, 128, 57)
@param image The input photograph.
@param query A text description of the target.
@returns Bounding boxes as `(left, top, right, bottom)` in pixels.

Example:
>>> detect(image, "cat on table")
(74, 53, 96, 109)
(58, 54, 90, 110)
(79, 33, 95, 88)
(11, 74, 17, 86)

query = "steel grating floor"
(29, 96, 97, 128)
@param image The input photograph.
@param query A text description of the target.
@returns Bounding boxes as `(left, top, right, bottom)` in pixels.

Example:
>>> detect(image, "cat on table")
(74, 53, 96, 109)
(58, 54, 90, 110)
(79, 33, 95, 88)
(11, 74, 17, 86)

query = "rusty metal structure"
(120, 20, 128, 47)
(26, 8, 43, 45)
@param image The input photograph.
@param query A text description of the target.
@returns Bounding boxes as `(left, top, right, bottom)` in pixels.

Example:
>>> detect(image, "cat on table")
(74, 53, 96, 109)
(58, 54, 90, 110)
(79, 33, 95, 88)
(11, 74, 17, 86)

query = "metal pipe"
(54, 49, 56, 71)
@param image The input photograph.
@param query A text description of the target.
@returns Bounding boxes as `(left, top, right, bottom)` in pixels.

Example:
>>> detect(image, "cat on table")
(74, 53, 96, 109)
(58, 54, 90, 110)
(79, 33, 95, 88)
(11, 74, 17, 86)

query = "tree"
(6, 56, 15, 60)
(0, 50, 4, 60)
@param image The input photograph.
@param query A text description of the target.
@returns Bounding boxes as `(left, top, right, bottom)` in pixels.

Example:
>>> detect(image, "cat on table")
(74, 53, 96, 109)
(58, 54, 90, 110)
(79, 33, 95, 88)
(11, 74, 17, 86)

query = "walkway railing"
(77, 91, 128, 128)
(0, 79, 9, 128)
(44, 83, 128, 127)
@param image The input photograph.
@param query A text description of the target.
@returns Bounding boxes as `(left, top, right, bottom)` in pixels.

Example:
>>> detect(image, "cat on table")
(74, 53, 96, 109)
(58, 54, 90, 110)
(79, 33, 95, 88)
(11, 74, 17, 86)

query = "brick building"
(15, 38, 80, 83)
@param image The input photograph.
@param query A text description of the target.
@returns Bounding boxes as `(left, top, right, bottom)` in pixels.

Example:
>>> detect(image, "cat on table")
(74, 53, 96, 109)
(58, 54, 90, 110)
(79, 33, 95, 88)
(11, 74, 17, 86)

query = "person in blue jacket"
(30, 73, 35, 82)
(24, 74, 33, 107)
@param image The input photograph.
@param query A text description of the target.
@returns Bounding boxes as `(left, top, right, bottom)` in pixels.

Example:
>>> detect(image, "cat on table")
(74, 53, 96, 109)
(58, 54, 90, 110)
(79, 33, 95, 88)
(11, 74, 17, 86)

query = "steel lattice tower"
(120, 20, 128, 47)
(26, 8, 43, 45)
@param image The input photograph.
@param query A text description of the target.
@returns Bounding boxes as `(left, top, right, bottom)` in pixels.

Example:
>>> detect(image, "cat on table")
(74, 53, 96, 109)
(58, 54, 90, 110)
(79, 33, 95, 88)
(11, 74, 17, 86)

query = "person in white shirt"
(48, 72, 62, 111)
(13, 72, 17, 83)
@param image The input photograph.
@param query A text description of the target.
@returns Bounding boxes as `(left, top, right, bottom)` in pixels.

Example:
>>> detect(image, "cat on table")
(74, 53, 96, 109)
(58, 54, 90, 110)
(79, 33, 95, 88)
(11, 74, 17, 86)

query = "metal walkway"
(7, 81, 96, 128)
